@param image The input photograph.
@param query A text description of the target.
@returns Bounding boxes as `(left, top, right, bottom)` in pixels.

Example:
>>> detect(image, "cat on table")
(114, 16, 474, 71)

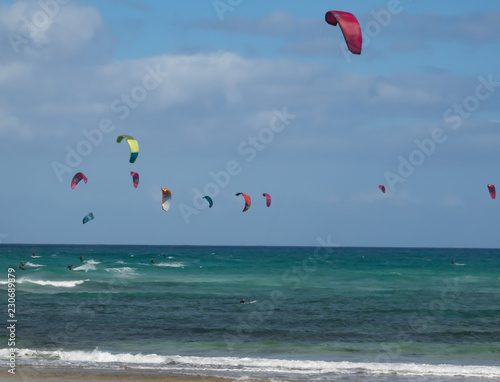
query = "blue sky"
(1, 0, 500, 247)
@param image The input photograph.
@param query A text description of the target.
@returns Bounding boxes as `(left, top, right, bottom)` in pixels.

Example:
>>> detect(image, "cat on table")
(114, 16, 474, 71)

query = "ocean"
(1, 244, 499, 381)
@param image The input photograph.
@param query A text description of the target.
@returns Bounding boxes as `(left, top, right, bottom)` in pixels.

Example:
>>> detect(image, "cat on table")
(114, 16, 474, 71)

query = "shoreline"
(1, 366, 235, 382)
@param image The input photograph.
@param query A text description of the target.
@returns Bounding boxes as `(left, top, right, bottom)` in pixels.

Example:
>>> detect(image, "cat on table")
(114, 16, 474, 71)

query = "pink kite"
(325, 10, 362, 55)
(71, 172, 88, 189)
(130, 171, 139, 188)
(379, 185, 386, 193)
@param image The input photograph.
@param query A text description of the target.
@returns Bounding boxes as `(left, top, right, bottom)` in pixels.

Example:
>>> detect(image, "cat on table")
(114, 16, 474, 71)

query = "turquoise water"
(1, 244, 500, 381)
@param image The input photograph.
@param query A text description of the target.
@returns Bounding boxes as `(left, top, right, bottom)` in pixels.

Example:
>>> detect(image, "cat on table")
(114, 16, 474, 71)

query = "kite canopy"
(161, 188, 172, 211)
(235, 192, 251, 212)
(203, 196, 213, 208)
(130, 171, 139, 188)
(71, 172, 88, 189)
(83, 212, 94, 224)
(263, 193, 272, 207)
(488, 184, 496, 199)
(325, 10, 362, 55)
(379, 185, 386, 193)
(116, 135, 139, 163)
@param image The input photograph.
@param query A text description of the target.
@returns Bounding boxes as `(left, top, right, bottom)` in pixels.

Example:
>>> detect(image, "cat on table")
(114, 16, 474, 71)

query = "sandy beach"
(1, 367, 234, 382)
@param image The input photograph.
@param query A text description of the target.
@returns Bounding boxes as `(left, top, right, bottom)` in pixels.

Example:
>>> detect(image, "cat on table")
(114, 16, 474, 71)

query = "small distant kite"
(379, 185, 386, 193)
(263, 193, 272, 207)
(488, 184, 496, 199)
(325, 10, 362, 55)
(235, 193, 251, 212)
(71, 172, 88, 189)
(203, 196, 213, 208)
(83, 212, 94, 224)
(116, 135, 139, 163)
(130, 171, 139, 188)
(161, 188, 172, 211)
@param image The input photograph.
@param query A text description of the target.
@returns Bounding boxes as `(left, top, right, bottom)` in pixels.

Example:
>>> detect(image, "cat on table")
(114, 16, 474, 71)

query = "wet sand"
(1, 367, 234, 382)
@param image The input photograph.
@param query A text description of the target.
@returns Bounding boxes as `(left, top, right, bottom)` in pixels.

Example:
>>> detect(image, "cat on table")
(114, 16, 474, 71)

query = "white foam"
(6, 349, 500, 379)
(15, 279, 89, 288)
(24, 262, 45, 268)
(105, 267, 137, 276)
(73, 263, 96, 272)
(155, 262, 185, 268)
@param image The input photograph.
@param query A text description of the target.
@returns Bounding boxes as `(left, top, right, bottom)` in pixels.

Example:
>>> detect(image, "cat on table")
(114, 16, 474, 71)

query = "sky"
(1, 0, 500, 247)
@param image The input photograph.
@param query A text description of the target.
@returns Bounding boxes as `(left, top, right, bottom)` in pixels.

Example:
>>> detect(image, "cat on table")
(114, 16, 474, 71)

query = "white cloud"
(0, 0, 103, 60)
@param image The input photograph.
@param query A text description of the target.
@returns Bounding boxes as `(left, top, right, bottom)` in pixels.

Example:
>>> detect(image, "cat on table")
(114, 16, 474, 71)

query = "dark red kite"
(488, 184, 496, 199)
(263, 193, 272, 207)
(379, 185, 386, 193)
(130, 171, 139, 188)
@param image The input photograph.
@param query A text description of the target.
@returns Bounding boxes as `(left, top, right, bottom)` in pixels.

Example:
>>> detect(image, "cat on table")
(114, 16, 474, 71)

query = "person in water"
(19, 261, 26, 270)
(240, 298, 245, 304)
(31, 252, 36, 257)
(80, 255, 84, 262)
(67, 264, 74, 270)
(151, 258, 156, 265)
(451, 258, 455, 265)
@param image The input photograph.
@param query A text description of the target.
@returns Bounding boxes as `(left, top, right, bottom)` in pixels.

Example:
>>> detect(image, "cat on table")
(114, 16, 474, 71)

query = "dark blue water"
(1, 244, 500, 381)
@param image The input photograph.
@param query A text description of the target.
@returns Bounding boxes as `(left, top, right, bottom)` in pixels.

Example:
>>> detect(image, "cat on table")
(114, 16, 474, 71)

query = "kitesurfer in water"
(67, 264, 74, 270)
(151, 258, 156, 265)
(19, 261, 26, 270)
(240, 298, 246, 304)
(451, 258, 455, 265)
(80, 255, 84, 262)
(31, 252, 35, 257)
